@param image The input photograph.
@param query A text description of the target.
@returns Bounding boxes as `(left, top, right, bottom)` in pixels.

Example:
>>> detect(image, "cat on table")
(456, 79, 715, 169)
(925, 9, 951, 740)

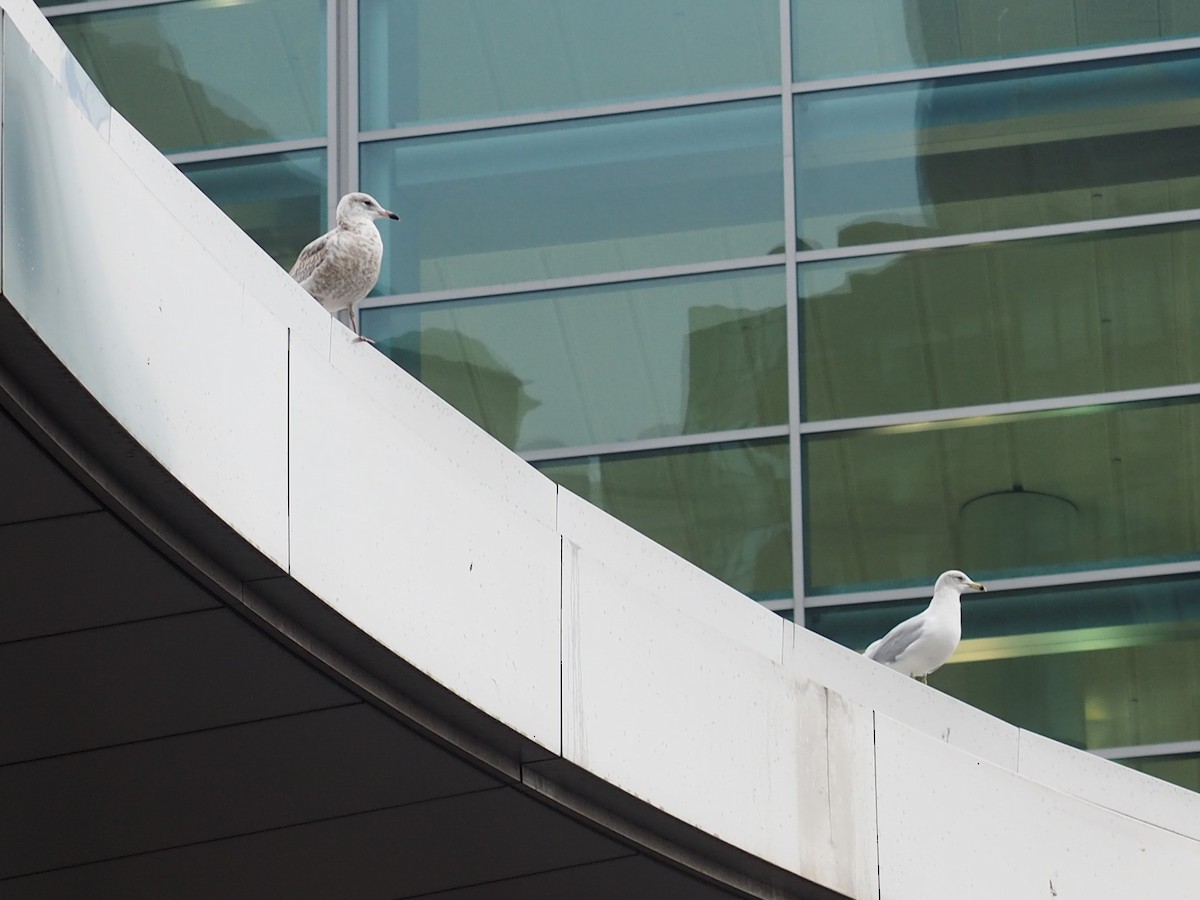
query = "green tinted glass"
(538, 440, 791, 599)
(795, 51, 1200, 251)
(360, 0, 779, 128)
(793, 0, 1200, 80)
(53, 0, 325, 153)
(800, 223, 1200, 421)
(362, 269, 787, 451)
(804, 399, 1200, 594)
(362, 101, 785, 293)
(179, 150, 326, 272)
(809, 576, 1200, 753)
(1121, 755, 1200, 793)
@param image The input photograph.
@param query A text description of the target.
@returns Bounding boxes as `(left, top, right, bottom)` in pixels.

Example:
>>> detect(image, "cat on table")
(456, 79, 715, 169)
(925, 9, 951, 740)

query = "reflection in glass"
(792, 0, 1200, 81)
(363, 269, 786, 451)
(180, 150, 326, 271)
(360, 0, 779, 127)
(809, 576, 1200, 763)
(804, 399, 1200, 593)
(799, 222, 1200, 420)
(53, 0, 325, 152)
(794, 51, 1200, 251)
(360, 100, 785, 293)
(538, 440, 791, 599)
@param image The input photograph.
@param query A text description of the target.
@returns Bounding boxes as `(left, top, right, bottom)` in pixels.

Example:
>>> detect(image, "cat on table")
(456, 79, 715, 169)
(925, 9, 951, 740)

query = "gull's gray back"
(865, 618, 925, 666)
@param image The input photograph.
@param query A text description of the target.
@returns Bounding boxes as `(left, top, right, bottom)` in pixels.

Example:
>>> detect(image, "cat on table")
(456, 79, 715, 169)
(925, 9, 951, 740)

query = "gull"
(864, 570, 986, 680)
(289, 192, 399, 341)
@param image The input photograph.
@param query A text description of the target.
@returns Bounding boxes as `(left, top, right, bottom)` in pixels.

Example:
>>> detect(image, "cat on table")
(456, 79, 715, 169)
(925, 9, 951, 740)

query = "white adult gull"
(863, 569, 985, 680)
(289, 192, 399, 340)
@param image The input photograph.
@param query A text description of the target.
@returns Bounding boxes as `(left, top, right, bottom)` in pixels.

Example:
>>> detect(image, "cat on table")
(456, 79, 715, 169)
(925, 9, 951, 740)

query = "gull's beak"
(969, 581, 986, 592)
(385, 210, 400, 220)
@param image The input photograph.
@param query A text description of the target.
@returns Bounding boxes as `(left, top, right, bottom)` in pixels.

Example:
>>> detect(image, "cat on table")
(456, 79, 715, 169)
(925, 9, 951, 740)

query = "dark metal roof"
(0, 303, 831, 899)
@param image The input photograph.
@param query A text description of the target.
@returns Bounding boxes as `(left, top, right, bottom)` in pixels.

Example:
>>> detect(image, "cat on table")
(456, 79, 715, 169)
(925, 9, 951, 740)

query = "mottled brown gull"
(289, 192, 399, 340)
(863, 569, 986, 680)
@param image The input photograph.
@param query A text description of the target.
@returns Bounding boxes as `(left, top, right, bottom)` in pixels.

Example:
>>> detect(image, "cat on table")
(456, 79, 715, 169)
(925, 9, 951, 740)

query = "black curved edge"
(0, 299, 842, 900)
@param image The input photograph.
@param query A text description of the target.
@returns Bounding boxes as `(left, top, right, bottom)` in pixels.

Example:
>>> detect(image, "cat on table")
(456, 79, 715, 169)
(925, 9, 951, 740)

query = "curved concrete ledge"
(2, 1, 1198, 896)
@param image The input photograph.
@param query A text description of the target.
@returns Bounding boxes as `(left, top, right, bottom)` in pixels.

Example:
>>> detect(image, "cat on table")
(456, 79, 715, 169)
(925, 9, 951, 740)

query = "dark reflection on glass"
(54, 0, 325, 153)
(361, 100, 785, 293)
(379, 325, 540, 451)
(1121, 755, 1200, 792)
(538, 440, 791, 599)
(793, 0, 1200, 80)
(810, 576, 1200, 756)
(794, 50, 1200, 251)
(799, 222, 1200, 421)
(360, 0, 779, 128)
(362, 269, 787, 451)
(804, 399, 1200, 594)
(180, 150, 326, 271)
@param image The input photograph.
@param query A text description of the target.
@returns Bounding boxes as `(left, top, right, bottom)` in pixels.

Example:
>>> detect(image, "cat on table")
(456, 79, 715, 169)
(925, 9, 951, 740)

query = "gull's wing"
(864, 616, 925, 666)
(288, 230, 331, 284)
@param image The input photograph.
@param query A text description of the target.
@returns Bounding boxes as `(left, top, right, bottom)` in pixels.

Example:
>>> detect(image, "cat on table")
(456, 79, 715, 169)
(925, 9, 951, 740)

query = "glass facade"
(804, 400, 1200, 594)
(361, 101, 784, 293)
(810, 577, 1200, 752)
(55, 0, 326, 153)
(42, 0, 1200, 792)
(538, 440, 791, 599)
(794, 51, 1200, 251)
(792, 0, 1200, 80)
(179, 150, 327, 271)
(360, 0, 780, 127)
(799, 223, 1200, 420)
(362, 269, 787, 451)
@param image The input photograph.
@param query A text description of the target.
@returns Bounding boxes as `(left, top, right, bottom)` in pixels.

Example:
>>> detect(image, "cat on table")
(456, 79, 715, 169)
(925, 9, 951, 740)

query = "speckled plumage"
(290, 192, 399, 336)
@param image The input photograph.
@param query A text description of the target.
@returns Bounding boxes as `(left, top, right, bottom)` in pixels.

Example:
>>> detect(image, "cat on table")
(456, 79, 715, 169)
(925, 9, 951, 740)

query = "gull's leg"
(349, 303, 375, 345)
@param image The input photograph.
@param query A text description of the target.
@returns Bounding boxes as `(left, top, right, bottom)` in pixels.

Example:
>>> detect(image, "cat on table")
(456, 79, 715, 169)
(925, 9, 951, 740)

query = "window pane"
(53, 0, 326, 153)
(537, 440, 791, 599)
(360, 0, 779, 128)
(179, 150, 326, 272)
(804, 399, 1200, 594)
(809, 576, 1200, 753)
(361, 100, 785, 294)
(362, 269, 787, 451)
(800, 223, 1200, 421)
(795, 51, 1200, 251)
(792, 0, 1200, 81)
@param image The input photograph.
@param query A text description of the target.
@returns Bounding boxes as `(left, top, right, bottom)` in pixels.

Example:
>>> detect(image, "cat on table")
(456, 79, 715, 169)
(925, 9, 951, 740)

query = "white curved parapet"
(3, 1, 1197, 897)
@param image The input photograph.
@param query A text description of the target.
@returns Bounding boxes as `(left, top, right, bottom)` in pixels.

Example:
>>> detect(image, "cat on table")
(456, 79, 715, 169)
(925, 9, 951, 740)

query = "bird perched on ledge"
(864, 569, 986, 680)
(289, 192, 399, 341)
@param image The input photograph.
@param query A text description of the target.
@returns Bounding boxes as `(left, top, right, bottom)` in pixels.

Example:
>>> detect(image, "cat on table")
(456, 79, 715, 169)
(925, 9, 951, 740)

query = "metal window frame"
(1093, 740, 1200, 762)
(789, 34, 1200, 95)
(779, 0, 802, 623)
(357, 86, 783, 143)
(40, 0, 1200, 632)
(42, 0, 192, 16)
(167, 138, 327, 167)
(357, 256, 786, 310)
(798, 382, 1200, 437)
(521, 426, 791, 466)
(802, 559, 1200, 609)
